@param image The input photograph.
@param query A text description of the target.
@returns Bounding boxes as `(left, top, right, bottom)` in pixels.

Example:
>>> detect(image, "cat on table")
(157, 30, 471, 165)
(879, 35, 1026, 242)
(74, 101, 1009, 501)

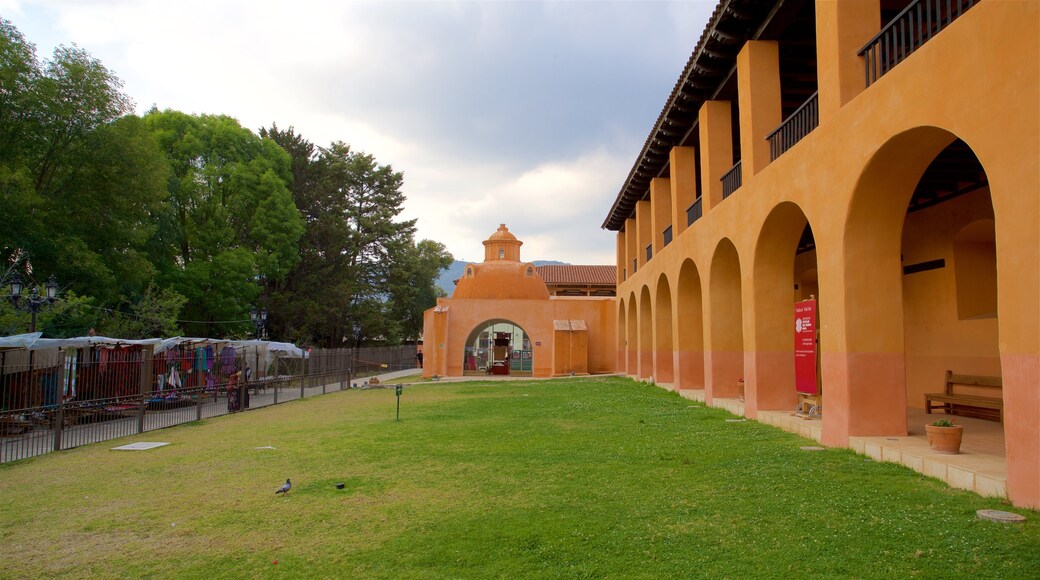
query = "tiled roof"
(601, 0, 776, 230)
(536, 265, 617, 286)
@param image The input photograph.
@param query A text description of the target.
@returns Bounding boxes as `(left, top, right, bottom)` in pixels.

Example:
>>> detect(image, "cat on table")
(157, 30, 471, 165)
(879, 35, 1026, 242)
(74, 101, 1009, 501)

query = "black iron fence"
(686, 197, 703, 227)
(859, 0, 978, 87)
(767, 92, 819, 162)
(0, 344, 418, 463)
(721, 160, 742, 199)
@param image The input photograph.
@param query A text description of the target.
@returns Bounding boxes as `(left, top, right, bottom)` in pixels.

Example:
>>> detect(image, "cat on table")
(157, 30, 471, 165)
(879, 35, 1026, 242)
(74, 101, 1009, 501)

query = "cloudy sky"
(3, 0, 714, 265)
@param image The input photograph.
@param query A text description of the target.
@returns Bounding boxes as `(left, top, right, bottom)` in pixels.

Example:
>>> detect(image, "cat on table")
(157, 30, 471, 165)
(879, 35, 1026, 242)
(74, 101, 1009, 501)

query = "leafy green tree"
(384, 239, 452, 342)
(95, 284, 186, 339)
(1, 20, 172, 335)
(261, 127, 452, 346)
(145, 111, 304, 336)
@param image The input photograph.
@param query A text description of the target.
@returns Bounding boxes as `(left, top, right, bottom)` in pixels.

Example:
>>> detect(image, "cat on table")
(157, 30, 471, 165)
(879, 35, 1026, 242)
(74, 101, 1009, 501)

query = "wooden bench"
(924, 370, 1003, 423)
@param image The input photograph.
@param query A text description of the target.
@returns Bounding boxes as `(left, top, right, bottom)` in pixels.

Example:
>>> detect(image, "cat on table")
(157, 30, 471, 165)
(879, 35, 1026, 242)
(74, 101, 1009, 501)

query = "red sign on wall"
(794, 299, 818, 395)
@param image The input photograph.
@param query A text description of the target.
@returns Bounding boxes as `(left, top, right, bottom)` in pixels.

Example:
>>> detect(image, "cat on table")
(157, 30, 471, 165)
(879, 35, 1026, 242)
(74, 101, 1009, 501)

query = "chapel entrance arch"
(462, 319, 533, 377)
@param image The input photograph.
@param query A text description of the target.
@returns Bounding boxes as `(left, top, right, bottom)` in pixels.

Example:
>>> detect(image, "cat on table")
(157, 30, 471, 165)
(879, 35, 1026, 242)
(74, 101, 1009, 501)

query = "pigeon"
(275, 479, 292, 495)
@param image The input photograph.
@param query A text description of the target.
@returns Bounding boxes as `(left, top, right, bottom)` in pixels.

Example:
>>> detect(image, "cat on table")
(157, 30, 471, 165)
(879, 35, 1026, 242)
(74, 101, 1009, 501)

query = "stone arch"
(707, 238, 744, 400)
(840, 127, 1006, 439)
(627, 292, 638, 376)
(461, 318, 533, 376)
(675, 259, 705, 390)
(654, 273, 675, 385)
(638, 285, 653, 379)
(617, 296, 628, 374)
(750, 201, 816, 415)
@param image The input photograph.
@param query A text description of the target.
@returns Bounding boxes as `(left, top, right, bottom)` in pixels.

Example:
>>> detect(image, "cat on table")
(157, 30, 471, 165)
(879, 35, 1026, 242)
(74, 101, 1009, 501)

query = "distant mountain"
(435, 259, 567, 296)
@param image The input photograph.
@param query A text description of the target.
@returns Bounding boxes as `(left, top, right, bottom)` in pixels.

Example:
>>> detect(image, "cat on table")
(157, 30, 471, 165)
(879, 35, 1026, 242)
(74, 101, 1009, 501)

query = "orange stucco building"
(604, 0, 1039, 507)
(422, 225, 616, 379)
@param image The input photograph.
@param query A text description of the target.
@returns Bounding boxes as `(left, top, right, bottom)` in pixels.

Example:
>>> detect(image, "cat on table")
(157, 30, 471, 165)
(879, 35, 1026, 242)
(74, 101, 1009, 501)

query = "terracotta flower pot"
(925, 424, 963, 454)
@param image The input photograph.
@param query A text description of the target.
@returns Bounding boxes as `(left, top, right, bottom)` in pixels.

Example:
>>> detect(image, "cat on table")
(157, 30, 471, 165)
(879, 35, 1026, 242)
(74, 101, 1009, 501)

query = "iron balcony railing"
(721, 160, 742, 199)
(767, 92, 819, 161)
(859, 0, 978, 87)
(686, 197, 703, 226)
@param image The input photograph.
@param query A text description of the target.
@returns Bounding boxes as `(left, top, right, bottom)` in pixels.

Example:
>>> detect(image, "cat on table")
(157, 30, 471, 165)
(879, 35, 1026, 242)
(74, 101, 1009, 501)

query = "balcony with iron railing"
(767, 92, 819, 162)
(721, 160, 742, 199)
(686, 197, 703, 227)
(859, 0, 978, 87)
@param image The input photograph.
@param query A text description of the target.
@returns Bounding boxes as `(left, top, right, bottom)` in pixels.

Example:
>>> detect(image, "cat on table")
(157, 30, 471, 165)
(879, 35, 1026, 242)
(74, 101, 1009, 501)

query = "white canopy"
(0, 332, 42, 350)
(0, 334, 304, 357)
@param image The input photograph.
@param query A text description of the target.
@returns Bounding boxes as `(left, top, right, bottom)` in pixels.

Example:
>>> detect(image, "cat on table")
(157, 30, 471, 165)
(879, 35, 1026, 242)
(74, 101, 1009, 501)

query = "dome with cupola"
(452, 225, 549, 300)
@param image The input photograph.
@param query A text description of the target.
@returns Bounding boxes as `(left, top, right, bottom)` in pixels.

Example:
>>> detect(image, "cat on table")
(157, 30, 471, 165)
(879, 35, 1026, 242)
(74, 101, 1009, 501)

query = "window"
(632, 258, 637, 273)
(645, 244, 652, 262)
(466, 267, 474, 277)
(663, 226, 673, 247)
(526, 267, 533, 277)
(499, 248, 505, 259)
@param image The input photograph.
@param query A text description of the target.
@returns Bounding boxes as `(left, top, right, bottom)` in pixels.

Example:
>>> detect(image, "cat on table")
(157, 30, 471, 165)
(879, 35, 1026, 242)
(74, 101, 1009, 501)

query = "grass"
(0, 376, 1037, 578)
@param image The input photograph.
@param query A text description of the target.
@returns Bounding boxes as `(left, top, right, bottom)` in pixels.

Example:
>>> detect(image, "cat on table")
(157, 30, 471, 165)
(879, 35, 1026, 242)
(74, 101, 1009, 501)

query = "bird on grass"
(275, 479, 292, 495)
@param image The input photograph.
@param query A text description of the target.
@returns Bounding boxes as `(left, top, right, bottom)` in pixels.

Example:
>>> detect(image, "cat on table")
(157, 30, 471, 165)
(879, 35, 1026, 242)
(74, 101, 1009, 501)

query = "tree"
(145, 111, 304, 336)
(262, 127, 452, 347)
(1, 20, 172, 336)
(386, 239, 453, 340)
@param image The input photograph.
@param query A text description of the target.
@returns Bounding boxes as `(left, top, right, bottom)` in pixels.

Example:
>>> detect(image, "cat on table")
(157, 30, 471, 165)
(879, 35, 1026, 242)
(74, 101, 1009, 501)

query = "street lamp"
(349, 322, 361, 388)
(249, 307, 268, 340)
(7, 273, 59, 333)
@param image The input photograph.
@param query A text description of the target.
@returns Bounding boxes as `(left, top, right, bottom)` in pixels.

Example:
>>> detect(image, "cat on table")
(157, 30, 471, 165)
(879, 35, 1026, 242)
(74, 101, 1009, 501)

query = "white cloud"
(6, 0, 716, 266)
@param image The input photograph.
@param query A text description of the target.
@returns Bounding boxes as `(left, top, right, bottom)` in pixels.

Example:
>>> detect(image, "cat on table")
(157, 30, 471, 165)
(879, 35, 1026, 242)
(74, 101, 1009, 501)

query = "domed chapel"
(422, 225, 617, 378)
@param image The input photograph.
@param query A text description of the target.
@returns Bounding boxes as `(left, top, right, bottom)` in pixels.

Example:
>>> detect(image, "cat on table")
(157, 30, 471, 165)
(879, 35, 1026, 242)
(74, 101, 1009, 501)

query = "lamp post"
(249, 307, 268, 340)
(7, 273, 59, 333)
(349, 322, 361, 388)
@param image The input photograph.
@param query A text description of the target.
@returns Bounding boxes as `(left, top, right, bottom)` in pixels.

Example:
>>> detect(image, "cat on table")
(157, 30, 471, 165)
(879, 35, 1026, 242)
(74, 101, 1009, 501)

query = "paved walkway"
(674, 386, 1008, 500)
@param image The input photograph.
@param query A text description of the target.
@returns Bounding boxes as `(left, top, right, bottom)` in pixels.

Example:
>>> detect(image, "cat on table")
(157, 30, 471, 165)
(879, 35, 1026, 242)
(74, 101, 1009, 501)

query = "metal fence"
(0, 344, 418, 463)
(859, 0, 977, 87)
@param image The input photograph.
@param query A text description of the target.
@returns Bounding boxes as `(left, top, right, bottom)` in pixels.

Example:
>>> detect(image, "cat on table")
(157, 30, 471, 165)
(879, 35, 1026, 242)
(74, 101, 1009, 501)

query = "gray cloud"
(7, 0, 715, 264)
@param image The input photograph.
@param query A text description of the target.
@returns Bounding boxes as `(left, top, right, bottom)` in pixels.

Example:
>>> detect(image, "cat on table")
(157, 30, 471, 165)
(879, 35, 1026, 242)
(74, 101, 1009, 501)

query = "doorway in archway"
(462, 320, 533, 377)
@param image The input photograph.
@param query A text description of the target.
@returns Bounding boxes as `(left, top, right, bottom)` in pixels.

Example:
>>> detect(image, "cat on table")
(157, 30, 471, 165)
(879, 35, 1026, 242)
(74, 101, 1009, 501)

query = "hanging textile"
(219, 346, 237, 375)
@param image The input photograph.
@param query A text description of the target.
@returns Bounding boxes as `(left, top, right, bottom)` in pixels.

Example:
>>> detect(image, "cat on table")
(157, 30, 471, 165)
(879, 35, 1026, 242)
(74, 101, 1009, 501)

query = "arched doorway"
(708, 238, 744, 400)
(676, 259, 705, 391)
(627, 293, 638, 376)
(751, 202, 819, 415)
(638, 285, 653, 380)
(842, 130, 1002, 440)
(462, 320, 533, 377)
(654, 273, 675, 385)
(617, 297, 628, 375)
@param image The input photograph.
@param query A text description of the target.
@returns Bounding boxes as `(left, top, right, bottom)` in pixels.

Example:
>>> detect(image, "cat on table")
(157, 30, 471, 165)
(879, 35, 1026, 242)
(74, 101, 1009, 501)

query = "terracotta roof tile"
(536, 265, 617, 286)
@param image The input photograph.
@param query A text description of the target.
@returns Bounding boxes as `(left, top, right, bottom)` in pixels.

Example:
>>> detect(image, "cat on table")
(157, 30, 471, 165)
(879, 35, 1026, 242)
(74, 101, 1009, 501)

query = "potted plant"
(925, 418, 963, 454)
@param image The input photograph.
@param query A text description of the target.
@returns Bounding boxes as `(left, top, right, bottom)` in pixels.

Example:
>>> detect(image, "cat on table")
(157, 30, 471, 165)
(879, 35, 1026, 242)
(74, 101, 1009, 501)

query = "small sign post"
(395, 384, 403, 421)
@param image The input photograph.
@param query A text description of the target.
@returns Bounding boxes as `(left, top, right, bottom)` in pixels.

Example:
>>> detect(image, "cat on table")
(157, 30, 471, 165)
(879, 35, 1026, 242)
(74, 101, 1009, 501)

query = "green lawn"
(1, 377, 1036, 578)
